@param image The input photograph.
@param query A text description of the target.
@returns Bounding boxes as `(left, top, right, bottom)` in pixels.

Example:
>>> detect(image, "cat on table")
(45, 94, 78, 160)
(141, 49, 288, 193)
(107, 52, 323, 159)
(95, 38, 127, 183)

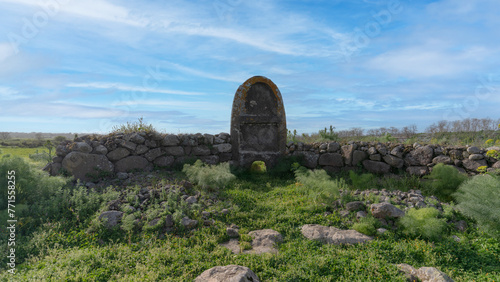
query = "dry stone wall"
(45, 132, 500, 181)
(46, 132, 232, 181)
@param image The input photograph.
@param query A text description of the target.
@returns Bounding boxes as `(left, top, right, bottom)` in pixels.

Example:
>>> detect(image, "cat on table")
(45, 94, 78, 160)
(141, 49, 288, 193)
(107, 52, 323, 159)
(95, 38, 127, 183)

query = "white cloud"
(0, 86, 29, 100)
(112, 99, 227, 111)
(0, 43, 15, 63)
(67, 82, 204, 96)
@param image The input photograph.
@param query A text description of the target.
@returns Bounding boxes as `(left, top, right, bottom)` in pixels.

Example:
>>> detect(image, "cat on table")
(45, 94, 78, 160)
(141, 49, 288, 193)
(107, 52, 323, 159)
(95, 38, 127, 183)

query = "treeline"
(425, 118, 500, 134)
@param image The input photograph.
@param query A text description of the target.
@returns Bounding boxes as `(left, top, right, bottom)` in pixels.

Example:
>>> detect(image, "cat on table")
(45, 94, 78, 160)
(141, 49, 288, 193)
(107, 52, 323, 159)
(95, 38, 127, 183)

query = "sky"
(0, 0, 499, 135)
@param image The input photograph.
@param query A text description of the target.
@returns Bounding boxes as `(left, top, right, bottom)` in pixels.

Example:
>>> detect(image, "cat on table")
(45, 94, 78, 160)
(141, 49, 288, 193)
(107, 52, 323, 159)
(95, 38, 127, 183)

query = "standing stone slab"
(231, 76, 286, 168)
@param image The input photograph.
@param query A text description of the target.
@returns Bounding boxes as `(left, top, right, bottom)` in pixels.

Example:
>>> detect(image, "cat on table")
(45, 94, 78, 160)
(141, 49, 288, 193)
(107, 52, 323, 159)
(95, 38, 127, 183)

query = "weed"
(111, 117, 157, 134)
(349, 170, 376, 190)
(423, 163, 468, 202)
(352, 216, 379, 236)
(183, 160, 236, 190)
(399, 207, 448, 241)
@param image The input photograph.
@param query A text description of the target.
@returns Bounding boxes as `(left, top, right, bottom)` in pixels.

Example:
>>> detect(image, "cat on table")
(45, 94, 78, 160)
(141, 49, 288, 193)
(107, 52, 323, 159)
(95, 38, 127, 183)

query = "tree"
(0, 132, 10, 140)
(35, 133, 43, 141)
(54, 136, 67, 143)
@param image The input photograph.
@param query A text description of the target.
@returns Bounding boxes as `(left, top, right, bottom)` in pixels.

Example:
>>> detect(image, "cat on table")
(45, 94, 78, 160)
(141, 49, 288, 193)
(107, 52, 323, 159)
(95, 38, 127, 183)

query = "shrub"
(349, 171, 376, 190)
(453, 175, 500, 238)
(182, 160, 236, 190)
(318, 125, 338, 141)
(352, 216, 379, 236)
(424, 163, 467, 202)
(294, 166, 346, 206)
(0, 155, 69, 210)
(111, 117, 156, 134)
(486, 149, 500, 160)
(399, 207, 447, 240)
(250, 161, 267, 174)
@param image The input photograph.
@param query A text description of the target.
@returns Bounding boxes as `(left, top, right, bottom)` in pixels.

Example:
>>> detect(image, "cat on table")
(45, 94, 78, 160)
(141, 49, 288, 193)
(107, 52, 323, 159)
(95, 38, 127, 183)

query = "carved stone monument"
(230, 76, 287, 168)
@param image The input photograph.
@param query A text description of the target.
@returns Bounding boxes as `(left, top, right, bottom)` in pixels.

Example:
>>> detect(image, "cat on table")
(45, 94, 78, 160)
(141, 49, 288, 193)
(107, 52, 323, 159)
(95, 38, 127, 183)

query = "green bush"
(111, 117, 157, 134)
(294, 166, 346, 206)
(399, 207, 447, 240)
(349, 171, 376, 190)
(352, 216, 379, 236)
(250, 161, 267, 174)
(0, 155, 69, 210)
(182, 160, 236, 190)
(424, 163, 468, 202)
(453, 175, 500, 238)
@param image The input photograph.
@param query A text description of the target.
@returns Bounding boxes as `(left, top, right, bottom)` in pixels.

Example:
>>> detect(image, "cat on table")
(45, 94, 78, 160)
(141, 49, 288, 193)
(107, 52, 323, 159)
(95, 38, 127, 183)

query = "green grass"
(0, 146, 51, 169)
(1, 169, 499, 281)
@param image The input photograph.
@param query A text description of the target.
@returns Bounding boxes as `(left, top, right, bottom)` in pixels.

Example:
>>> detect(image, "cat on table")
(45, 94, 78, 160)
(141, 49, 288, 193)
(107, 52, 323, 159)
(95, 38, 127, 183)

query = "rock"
(346, 201, 365, 211)
(94, 145, 108, 155)
(85, 182, 96, 188)
(396, 263, 419, 282)
(462, 159, 487, 171)
(356, 211, 367, 219)
(195, 265, 260, 282)
(115, 156, 150, 173)
(121, 140, 137, 151)
(214, 144, 232, 153)
(165, 214, 174, 227)
(56, 144, 71, 157)
(219, 239, 241, 254)
(73, 142, 92, 153)
(192, 145, 211, 156)
(162, 135, 180, 146)
(406, 166, 429, 176)
(99, 211, 123, 228)
(144, 140, 157, 148)
(369, 154, 382, 161)
(417, 267, 454, 282)
(201, 211, 210, 219)
(117, 172, 129, 180)
(200, 155, 219, 165)
(301, 224, 372, 245)
(144, 148, 164, 162)
(390, 146, 404, 158)
(226, 227, 239, 238)
(383, 155, 404, 169)
(164, 146, 185, 156)
(185, 196, 197, 204)
(411, 145, 434, 165)
(363, 160, 391, 174)
(370, 202, 404, 218)
(455, 220, 467, 232)
(368, 147, 377, 155)
(341, 144, 356, 166)
(432, 155, 452, 165)
(493, 161, 500, 168)
(352, 150, 368, 166)
(221, 209, 230, 215)
(107, 148, 130, 162)
(154, 156, 174, 167)
(376, 144, 388, 155)
(376, 228, 388, 235)
(180, 217, 198, 229)
(130, 133, 146, 144)
(135, 145, 149, 155)
(467, 146, 481, 154)
(318, 153, 343, 166)
(327, 142, 340, 152)
(246, 229, 283, 254)
(294, 151, 319, 169)
(468, 154, 484, 160)
(62, 152, 114, 181)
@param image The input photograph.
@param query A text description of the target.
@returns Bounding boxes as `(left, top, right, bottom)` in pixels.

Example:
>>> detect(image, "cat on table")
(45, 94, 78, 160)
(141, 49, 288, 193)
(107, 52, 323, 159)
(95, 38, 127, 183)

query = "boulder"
(144, 147, 164, 162)
(226, 227, 239, 238)
(390, 146, 404, 158)
(370, 202, 404, 218)
(432, 155, 452, 165)
(493, 161, 500, 168)
(192, 145, 211, 156)
(462, 159, 487, 171)
(383, 155, 404, 169)
(246, 229, 283, 254)
(62, 152, 114, 181)
(180, 217, 198, 229)
(214, 144, 232, 153)
(352, 150, 368, 166)
(195, 265, 260, 282)
(417, 267, 454, 282)
(164, 146, 185, 156)
(406, 166, 429, 176)
(396, 264, 419, 282)
(468, 154, 484, 160)
(135, 145, 149, 155)
(107, 148, 130, 162)
(327, 142, 340, 152)
(341, 144, 356, 166)
(219, 239, 241, 254)
(367, 147, 377, 155)
(363, 160, 391, 174)
(162, 135, 180, 146)
(345, 201, 365, 211)
(99, 211, 123, 228)
(73, 142, 92, 153)
(120, 140, 137, 151)
(154, 156, 174, 167)
(115, 156, 150, 173)
(56, 144, 71, 157)
(301, 224, 372, 245)
(94, 145, 108, 155)
(130, 133, 146, 144)
(294, 151, 319, 169)
(369, 154, 382, 161)
(200, 155, 219, 165)
(318, 153, 343, 167)
(467, 146, 481, 154)
(409, 145, 434, 165)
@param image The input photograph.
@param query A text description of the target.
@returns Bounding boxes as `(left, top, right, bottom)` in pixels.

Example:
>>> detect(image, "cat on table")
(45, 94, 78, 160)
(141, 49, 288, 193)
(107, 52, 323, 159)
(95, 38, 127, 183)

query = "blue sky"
(0, 0, 499, 134)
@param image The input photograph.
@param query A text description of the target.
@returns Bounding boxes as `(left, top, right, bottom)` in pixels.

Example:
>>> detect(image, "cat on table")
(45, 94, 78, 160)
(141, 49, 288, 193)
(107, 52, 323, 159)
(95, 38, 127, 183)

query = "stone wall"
(45, 132, 232, 181)
(45, 132, 500, 181)
(288, 141, 500, 176)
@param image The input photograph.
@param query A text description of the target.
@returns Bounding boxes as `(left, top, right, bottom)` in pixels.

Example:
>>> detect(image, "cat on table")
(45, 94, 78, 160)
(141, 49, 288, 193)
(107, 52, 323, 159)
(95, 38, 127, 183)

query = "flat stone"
(406, 166, 429, 176)
(121, 140, 137, 151)
(346, 201, 365, 211)
(245, 229, 283, 254)
(164, 146, 185, 156)
(195, 265, 260, 282)
(144, 147, 164, 161)
(99, 211, 123, 228)
(432, 155, 452, 165)
(352, 150, 368, 166)
(115, 156, 150, 173)
(294, 151, 319, 169)
(180, 217, 198, 229)
(468, 154, 484, 160)
(214, 143, 232, 153)
(192, 145, 211, 156)
(107, 148, 130, 162)
(318, 153, 343, 166)
(363, 160, 391, 174)
(370, 202, 404, 218)
(301, 224, 372, 245)
(462, 159, 487, 171)
(135, 145, 149, 155)
(383, 155, 404, 168)
(417, 267, 454, 282)
(219, 239, 241, 254)
(73, 142, 92, 153)
(162, 135, 180, 146)
(154, 156, 174, 167)
(369, 154, 382, 161)
(396, 264, 419, 282)
(467, 146, 481, 154)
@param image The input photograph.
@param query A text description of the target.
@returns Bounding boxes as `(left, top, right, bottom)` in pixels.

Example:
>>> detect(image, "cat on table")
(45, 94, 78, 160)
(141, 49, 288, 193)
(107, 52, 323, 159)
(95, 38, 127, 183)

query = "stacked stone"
(45, 132, 232, 181)
(287, 141, 500, 176)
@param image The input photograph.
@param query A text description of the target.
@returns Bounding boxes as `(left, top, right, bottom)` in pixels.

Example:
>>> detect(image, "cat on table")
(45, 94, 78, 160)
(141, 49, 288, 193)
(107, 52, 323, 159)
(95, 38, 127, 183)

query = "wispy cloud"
(0, 86, 28, 100)
(67, 82, 205, 96)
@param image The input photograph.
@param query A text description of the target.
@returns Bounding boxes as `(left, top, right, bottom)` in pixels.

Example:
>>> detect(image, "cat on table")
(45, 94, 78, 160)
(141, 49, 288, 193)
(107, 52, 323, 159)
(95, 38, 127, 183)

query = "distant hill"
(5, 132, 92, 139)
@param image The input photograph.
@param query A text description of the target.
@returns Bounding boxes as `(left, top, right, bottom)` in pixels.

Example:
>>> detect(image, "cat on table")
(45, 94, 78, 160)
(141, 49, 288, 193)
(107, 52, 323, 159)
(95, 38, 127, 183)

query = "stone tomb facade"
(230, 76, 287, 168)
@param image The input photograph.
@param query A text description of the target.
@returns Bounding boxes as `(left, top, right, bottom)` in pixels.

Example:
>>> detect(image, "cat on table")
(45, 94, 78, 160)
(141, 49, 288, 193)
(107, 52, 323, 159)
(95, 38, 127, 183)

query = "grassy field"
(0, 155, 498, 281)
